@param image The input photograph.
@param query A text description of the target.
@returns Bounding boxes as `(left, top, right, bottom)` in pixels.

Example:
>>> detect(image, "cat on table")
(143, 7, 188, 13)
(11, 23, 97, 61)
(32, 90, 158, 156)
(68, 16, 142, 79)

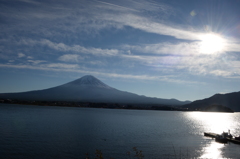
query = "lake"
(0, 104, 240, 159)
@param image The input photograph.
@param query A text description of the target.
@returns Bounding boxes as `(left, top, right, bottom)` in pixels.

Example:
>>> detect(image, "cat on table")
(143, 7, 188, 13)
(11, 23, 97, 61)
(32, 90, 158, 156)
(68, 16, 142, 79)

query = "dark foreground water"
(1, 104, 240, 159)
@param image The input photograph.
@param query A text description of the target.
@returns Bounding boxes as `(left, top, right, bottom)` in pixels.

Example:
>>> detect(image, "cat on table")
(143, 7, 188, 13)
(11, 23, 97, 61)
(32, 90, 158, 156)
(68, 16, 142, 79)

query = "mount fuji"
(0, 75, 189, 105)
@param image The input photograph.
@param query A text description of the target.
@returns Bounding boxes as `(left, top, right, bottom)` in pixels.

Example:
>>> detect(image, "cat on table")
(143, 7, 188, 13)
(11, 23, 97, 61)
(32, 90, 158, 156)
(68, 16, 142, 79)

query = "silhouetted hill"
(0, 75, 190, 106)
(202, 104, 234, 113)
(182, 91, 240, 112)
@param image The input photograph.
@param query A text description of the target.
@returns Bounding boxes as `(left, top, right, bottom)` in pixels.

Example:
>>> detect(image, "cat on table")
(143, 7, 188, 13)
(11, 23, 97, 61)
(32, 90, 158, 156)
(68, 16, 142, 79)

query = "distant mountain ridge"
(182, 91, 240, 112)
(0, 75, 190, 106)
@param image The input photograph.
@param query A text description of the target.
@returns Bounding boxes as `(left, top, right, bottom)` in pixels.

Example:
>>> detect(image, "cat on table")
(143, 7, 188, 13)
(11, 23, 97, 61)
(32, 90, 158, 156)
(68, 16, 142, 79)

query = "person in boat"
(228, 130, 233, 139)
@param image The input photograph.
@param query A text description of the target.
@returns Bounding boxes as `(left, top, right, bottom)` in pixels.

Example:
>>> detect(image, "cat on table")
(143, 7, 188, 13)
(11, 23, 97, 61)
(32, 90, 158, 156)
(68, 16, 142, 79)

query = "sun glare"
(199, 33, 226, 54)
(200, 142, 224, 159)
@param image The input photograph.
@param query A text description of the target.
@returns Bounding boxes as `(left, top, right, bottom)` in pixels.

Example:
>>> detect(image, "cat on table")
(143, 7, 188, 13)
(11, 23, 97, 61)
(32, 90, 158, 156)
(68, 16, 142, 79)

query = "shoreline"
(0, 99, 235, 113)
(0, 99, 188, 111)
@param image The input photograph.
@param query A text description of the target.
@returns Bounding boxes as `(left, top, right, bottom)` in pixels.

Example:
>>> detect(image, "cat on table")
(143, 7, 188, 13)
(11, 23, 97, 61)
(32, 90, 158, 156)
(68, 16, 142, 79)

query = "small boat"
(215, 134, 228, 143)
(204, 132, 217, 137)
(215, 131, 232, 143)
(204, 130, 240, 145)
(223, 131, 233, 139)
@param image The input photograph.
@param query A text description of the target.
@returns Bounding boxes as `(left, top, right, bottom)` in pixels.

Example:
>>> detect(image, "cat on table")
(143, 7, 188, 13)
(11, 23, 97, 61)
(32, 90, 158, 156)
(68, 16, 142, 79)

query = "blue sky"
(0, 0, 240, 101)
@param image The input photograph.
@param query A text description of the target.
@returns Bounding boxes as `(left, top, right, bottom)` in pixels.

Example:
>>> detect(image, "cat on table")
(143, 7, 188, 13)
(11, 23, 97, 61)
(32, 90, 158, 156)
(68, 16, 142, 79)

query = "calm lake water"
(1, 104, 240, 159)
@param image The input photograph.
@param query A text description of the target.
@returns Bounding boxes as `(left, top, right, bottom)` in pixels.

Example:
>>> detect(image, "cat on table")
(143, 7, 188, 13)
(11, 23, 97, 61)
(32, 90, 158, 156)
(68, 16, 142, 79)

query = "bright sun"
(199, 33, 225, 54)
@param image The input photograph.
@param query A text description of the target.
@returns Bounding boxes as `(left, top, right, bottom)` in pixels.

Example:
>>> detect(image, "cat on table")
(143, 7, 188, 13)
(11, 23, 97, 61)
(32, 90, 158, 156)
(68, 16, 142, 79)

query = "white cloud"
(21, 39, 120, 56)
(110, 14, 201, 40)
(231, 61, 240, 68)
(14, 37, 240, 79)
(27, 56, 33, 59)
(8, 60, 14, 63)
(1, 0, 240, 83)
(58, 54, 106, 66)
(58, 54, 81, 62)
(88, 61, 106, 66)
(43, 63, 79, 69)
(120, 49, 240, 78)
(225, 41, 240, 52)
(120, 40, 240, 78)
(28, 60, 46, 65)
(79, 0, 201, 41)
(18, 53, 25, 58)
(209, 70, 233, 77)
(123, 38, 240, 57)
(4, 0, 201, 41)
(18, 0, 41, 5)
(124, 42, 201, 55)
(0, 63, 199, 84)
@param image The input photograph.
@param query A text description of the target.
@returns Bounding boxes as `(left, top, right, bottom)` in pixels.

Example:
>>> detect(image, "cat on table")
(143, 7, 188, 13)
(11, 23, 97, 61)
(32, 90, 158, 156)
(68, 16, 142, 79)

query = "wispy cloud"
(0, 0, 198, 41)
(14, 37, 240, 79)
(1, 0, 240, 84)
(58, 54, 81, 62)
(0, 63, 200, 84)
(28, 60, 46, 65)
(106, 14, 201, 40)
(225, 41, 240, 52)
(209, 70, 233, 77)
(18, 0, 41, 5)
(123, 42, 200, 55)
(43, 63, 79, 69)
(20, 39, 120, 56)
(18, 53, 25, 58)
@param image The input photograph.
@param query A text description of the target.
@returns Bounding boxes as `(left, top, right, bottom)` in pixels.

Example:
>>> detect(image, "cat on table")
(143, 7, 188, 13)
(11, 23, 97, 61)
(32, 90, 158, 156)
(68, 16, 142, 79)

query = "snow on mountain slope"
(64, 75, 113, 89)
(0, 75, 189, 105)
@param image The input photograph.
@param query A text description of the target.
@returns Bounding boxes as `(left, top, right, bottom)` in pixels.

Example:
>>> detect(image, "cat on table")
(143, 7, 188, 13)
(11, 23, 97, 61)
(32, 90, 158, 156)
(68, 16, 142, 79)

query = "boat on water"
(215, 134, 228, 143)
(204, 132, 218, 138)
(204, 130, 240, 145)
(215, 131, 232, 143)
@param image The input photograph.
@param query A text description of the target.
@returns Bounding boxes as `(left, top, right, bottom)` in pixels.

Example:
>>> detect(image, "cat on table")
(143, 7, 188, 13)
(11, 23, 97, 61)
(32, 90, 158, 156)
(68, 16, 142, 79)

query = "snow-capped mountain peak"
(66, 75, 113, 89)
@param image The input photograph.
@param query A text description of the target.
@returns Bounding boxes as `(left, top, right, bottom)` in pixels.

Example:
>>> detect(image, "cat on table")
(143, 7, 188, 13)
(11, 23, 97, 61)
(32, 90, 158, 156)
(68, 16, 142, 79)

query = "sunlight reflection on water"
(186, 112, 240, 158)
(200, 142, 224, 159)
(187, 112, 236, 134)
